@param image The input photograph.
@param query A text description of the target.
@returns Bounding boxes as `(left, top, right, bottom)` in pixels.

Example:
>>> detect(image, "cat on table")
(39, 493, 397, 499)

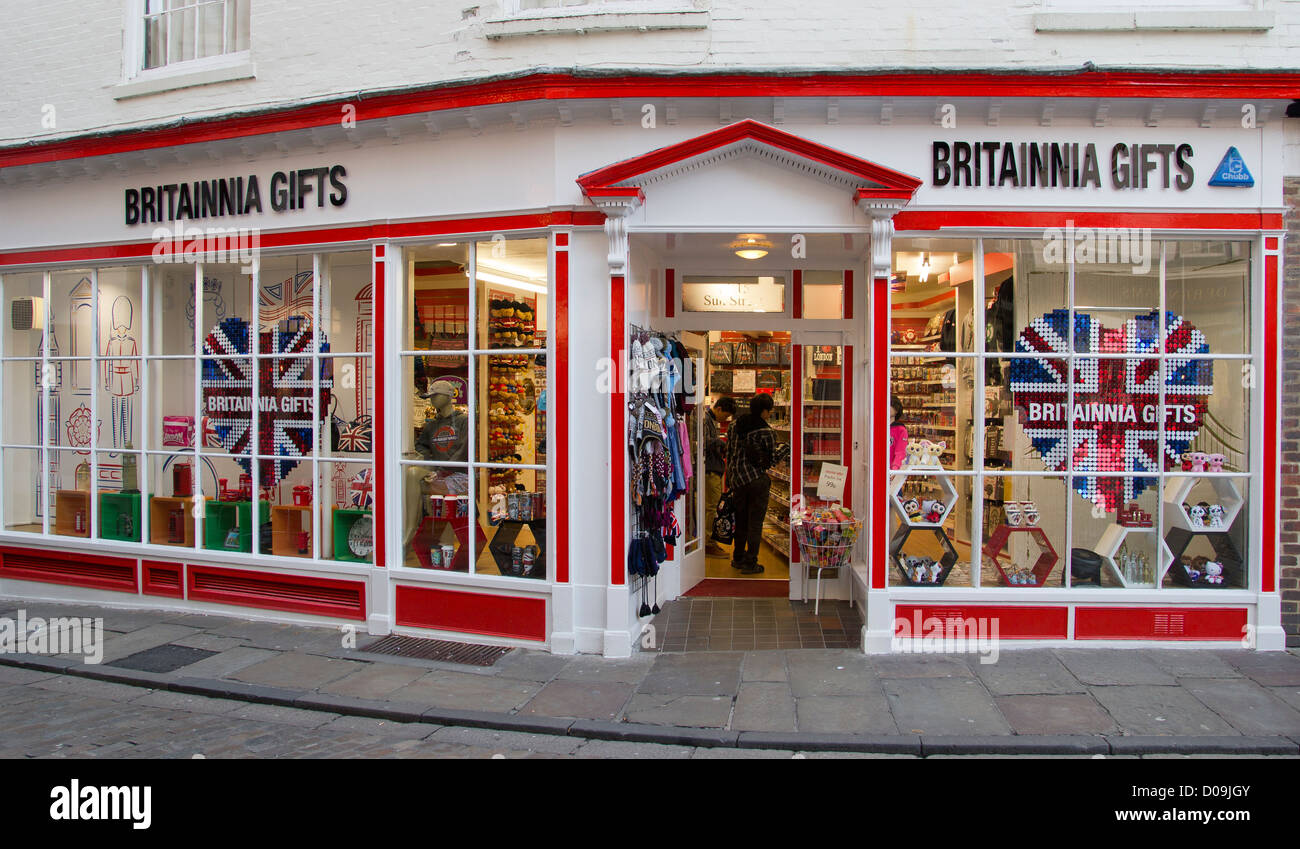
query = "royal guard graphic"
(103, 296, 139, 448)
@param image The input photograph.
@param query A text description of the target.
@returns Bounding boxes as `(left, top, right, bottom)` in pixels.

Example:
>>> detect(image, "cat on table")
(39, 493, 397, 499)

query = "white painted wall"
(6, 1, 1300, 146)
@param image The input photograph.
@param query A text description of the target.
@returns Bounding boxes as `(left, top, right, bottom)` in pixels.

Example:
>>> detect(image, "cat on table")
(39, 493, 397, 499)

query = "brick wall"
(1284, 175, 1300, 647)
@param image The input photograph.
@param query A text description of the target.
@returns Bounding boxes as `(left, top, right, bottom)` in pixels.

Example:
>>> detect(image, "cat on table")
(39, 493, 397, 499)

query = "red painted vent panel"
(142, 559, 184, 599)
(0, 546, 138, 594)
(1074, 606, 1248, 641)
(187, 564, 365, 621)
(395, 585, 546, 642)
(894, 604, 1068, 640)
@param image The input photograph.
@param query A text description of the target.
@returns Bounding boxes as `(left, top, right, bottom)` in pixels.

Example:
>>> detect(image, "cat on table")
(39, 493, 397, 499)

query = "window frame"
(120, 0, 254, 94)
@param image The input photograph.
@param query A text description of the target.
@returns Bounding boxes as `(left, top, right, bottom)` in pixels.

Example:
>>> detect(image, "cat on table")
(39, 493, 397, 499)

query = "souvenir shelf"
(148, 496, 195, 547)
(204, 500, 271, 553)
(1161, 475, 1245, 589)
(889, 523, 959, 586)
(54, 490, 91, 538)
(982, 523, 1059, 587)
(270, 504, 313, 557)
(888, 470, 958, 528)
(332, 508, 374, 563)
(1093, 512, 1173, 588)
(99, 491, 142, 542)
(1161, 475, 1243, 533)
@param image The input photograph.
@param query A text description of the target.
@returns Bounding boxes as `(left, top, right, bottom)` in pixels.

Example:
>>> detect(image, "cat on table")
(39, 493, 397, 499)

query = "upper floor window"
(133, 0, 250, 75)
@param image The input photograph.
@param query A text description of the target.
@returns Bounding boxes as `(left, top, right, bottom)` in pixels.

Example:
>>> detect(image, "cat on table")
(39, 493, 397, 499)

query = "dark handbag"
(712, 491, 736, 544)
(330, 394, 373, 453)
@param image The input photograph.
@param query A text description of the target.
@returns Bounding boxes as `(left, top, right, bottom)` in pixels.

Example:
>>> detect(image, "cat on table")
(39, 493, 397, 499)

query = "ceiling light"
(728, 233, 773, 260)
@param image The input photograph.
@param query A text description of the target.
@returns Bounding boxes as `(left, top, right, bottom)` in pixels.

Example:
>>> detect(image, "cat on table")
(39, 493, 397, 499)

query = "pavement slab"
(1090, 685, 1239, 735)
(98, 624, 202, 663)
(884, 677, 1011, 735)
(171, 633, 247, 652)
(1215, 651, 1300, 687)
(741, 651, 788, 682)
(1054, 650, 1176, 686)
(971, 650, 1085, 695)
(786, 649, 878, 697)
(1178, 677, 1300, 736)
(637, 652, 743, 696)
(1268, 686, 1300, 712)
(387, 669, 542, 712)
(555, 653, 656, 684)
(873, 654, 975, 679)
(796, 694, 898, 734)
(732, 682, 797, 732)
(232, 652, 364, 689)
(317, 663, 428, 699)
(1142, 650, 1243, 679)
(492, 650, 572, 682)
(517, 679, 634, 720)
(622, 693, 733, 728)
(995, 694, 1118, 735)
(172, 646, 280, 680)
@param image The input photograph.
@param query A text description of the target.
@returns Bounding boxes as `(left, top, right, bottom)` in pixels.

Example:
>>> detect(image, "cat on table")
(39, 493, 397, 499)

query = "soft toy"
(1203, 561, 1224, 585)
(904, 440, 924, 468)
(922, 499, 943, 523)
(929, 563, 943, 584)
(902, 497, 921, 519)
(1208, 504, 1225, 528)
(1187, 452, 1208, 473)
(1207, 453, 1225, 473)
(1186, 503, 1206, 527)
(921, 440, 946, 467)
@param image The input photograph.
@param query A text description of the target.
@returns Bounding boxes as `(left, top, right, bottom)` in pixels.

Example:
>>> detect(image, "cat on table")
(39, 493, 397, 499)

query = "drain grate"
(360, 635, 511, 667)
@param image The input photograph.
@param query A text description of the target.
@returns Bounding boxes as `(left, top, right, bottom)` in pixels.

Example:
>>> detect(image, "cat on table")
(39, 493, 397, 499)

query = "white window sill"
(483, 6, 709, 39)
(1034, 10, 1274, 31)
(114, 57, 256, 101)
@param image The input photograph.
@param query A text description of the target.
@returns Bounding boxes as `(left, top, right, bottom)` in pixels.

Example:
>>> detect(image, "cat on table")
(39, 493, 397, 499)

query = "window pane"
(1067, 475, 1161, 588)
(890, 239, 975, 353)
(1165, 240, 1250, 355)
(4, 447, 43, 533)
(478, 467, 546, 579)
(976, 475, 1067, 587)
(98, 267, 144, 451)
(801, 270, 843, 319)
(323, 251, 374, 355)
(476, 237, 549, 349)
(322, 460, 373, 563)
(197, 0, 224, 58)
(99, 449, 142, 542)
(402, 461, 472, 571)
(51, 449, 92, 538)
(146, 453, 198, 548)
(148, 266, 196, 356)
(2, 362, 41, 446)
(147, 359, 196, 451)
(321, 355, 374, 457)
(681, 275, 785, 314)
(258, 255, 317, 341)
(143, 10, 166, 69)
(981, 239, 1068, 356)
(1163, 477, 1248, 589)
(3, 272, 44, 357)
(477, 353, 543, 465)
(406, 242, 470, 352)
(229, 0, 250, 52)
(408, 356, 470, 463)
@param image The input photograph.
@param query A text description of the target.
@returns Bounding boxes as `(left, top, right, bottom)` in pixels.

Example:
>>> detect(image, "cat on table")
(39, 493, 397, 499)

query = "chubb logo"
(49, 780, 151, 830)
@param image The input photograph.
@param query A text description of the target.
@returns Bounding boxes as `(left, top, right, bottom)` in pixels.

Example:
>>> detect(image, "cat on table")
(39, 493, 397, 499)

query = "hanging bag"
(330, 394, 374, 453)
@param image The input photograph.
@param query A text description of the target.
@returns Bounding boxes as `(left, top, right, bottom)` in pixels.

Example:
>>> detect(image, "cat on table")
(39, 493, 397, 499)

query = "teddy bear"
(920, 440, 946, 467)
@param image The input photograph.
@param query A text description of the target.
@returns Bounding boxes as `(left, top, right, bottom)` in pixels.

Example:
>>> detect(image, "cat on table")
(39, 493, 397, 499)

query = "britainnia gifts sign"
(1009, 309, 1213, 512)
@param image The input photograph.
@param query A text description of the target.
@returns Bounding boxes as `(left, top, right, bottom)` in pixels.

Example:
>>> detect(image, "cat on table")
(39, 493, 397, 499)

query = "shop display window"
(888, 238, 1254, 591)
(0, 254, 374, 564)
(399, 236, 550, 580)
(801, 270, 844, 319)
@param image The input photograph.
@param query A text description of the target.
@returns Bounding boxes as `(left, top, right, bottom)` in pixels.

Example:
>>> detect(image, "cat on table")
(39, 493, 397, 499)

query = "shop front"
(0, 74, 1289, 654)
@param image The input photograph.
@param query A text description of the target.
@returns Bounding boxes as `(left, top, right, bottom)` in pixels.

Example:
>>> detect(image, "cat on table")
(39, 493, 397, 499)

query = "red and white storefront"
(0, 71, 1292, 654)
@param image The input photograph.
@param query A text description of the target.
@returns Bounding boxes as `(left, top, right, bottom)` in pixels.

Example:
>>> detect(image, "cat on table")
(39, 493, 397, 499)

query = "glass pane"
(48, 271, 96, 395)
(260, 455, 315, 558)
(478, 467, 545, 579)
(51, 449, 93, 538)
(1068, 476, 1161, 588)
(97, 267, 144, 451)
(258, 255, 317, 340)
(321, 460, 374, 563)
(3, 272, 44, 357)
(1162, 477, 1248, 590)
(197, 0, 224, 58)
(979, 475, 1067, 588)
(476, 353, 543, 465)
(48, 364, 97, 450)
(476, 236, 549, 348)
(99, 450, 143, 542)
(4, 447, 43, 533)
(407, 356, 470, 463)
(169, 6, 196, 64)
(323, 251, 373, 355)
(681, 275, 785, 315)
(406, 243, 470, 352)
(888, 471, 967, 587)
(148, 266, 196, 356)
(1165, 240, 1250, 355)
(251, 354, 327, 485)
(321, 355, 374, 457)
(230, 0, 251, 52)
(2, 362, 41, 446)
(1183, 359, 1249, 473)
(890, 238, 975, 354)
(401, 461, 472, 571)
(981, 238, 1068, 356)
(801, 344, 842, 509)
(199, 356, 253, 457)
(144, 11, 166, 69)
(147, 359, 196, 451)
(146, 453, 198, 548)
(802, 270, 843, 319)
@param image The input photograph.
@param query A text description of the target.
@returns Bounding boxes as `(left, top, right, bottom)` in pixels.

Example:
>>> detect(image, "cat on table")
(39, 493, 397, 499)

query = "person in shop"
(703, 396, 736, 556)
(724, 393, 790, 575)
(889, 395, 909, 470)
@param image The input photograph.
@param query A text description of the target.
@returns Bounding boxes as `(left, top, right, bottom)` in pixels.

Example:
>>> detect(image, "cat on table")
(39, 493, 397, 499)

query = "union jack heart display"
(201, 316, 332, 486)
(1009, 309, 1213, 513)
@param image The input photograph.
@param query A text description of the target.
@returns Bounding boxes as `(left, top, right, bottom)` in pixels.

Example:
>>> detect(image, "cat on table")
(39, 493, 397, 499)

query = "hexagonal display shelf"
(1165, 527, 1244, 589)
(1162, 475, 1243, 534)
(889, 523, 959, 586)
(982, 524, 1058, 587)
(1094, 523, 1174, 589)
(888, 472, 958, 528)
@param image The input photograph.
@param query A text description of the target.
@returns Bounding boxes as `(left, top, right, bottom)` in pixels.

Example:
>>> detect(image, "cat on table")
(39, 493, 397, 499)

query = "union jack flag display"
(1009, 309, 1213, 512)
(201, 316, 332, 486)
(349, 467, 375, 510)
